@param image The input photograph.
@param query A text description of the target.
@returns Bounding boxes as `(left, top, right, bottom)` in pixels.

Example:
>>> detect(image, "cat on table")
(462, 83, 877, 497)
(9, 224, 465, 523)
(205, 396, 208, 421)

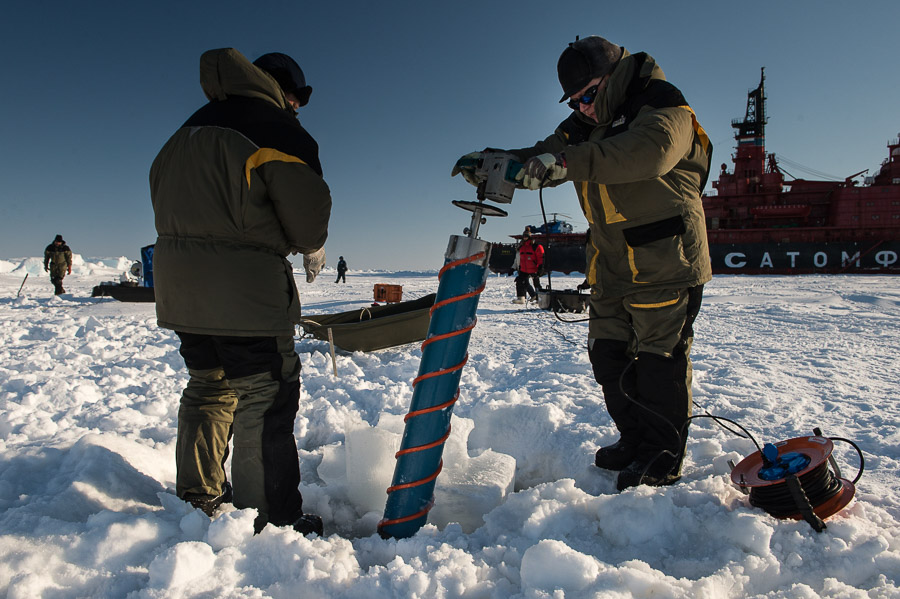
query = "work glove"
(303, 248, 326, 283)
(44, 265, 49, 272)
(516, 153, 567, 190)
(451, 151, 483, 186)
(67, 266, 72, 275)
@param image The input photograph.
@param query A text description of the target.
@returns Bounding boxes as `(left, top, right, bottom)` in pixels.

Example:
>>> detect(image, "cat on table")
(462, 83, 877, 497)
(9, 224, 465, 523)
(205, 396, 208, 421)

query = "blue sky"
(1, 0, 897, 270)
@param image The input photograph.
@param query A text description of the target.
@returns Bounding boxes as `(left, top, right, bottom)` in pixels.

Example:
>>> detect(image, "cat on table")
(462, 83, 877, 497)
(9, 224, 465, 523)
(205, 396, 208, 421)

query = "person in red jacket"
(513, 228, 544, 304)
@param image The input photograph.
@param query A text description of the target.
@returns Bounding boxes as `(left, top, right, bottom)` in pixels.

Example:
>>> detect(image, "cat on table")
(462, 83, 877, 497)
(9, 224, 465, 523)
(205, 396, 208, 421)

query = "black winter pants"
(588, 286, 703, 472)
(514, 272, 539, 299)
(175, 332, 304, 529)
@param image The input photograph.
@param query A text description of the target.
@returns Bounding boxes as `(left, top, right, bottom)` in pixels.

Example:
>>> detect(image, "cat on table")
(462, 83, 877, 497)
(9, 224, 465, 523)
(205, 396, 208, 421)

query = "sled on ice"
(299, 293, 436, 352)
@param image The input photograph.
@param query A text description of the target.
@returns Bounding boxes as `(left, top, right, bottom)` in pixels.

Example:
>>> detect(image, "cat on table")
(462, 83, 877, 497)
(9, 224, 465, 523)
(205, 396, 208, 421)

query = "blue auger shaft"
(378, 236, 490, 539)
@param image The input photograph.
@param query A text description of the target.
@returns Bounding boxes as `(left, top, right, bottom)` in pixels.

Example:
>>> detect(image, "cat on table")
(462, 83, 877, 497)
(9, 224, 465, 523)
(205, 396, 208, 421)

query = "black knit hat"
(557, 36, 623, 102)
(253, 52, 313, 107)
(53, 234, 64, 243)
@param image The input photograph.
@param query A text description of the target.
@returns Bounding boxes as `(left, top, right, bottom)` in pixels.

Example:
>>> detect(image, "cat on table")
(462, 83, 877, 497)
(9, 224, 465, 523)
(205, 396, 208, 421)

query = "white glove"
(303, 248, 326, 283)
(516, 153, 567, 190)
(451, 151, 484, 186)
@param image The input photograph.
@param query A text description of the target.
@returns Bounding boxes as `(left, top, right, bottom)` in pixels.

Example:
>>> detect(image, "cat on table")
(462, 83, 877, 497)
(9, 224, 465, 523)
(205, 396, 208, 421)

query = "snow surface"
(1, 255, 899, 598)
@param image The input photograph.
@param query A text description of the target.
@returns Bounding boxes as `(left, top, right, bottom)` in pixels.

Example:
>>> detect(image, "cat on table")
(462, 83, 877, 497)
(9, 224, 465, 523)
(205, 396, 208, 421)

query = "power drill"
(458, 152, 523, 204)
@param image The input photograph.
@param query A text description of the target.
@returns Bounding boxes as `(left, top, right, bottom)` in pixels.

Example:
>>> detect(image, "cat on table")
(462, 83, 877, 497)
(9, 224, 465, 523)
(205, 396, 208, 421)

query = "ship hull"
(489, 237, 900, 276)
(710, 240, 900, 274)
(488, 238, 587, 276)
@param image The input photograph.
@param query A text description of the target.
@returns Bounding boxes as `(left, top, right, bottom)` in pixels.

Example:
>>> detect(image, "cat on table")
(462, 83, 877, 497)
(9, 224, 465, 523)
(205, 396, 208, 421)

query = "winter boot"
(616, 454, 681, 491)
(292, 513, 324, 536)
(594, 438, 640, 471)
(589, 339, 642, 448)
(183, 481, 233, 516)
(618, 351, 690, 491)
(511, 297, 526, 304)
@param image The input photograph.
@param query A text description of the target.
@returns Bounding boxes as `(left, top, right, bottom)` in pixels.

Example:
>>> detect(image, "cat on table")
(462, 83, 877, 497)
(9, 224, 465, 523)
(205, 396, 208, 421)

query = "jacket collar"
(576, 50, 666, 128)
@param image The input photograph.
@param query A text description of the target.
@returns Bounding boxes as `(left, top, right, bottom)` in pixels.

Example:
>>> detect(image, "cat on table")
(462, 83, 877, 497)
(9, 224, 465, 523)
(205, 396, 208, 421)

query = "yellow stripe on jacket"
(245, 148, 308, 187)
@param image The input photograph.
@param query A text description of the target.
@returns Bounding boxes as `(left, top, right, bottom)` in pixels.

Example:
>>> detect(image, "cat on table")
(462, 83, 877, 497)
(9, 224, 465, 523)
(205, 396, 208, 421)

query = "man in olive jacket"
(43, 234, 73, 295)
(453, 36, 712, 491)
(150, 48, 331, 534)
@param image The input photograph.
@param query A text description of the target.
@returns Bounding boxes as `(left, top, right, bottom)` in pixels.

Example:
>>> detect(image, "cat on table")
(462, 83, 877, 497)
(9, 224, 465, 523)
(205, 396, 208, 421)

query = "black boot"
(616, 445, 683, 491)
(616, 456, 682, 491)
(589, 339, 642, 470)
(183, 481, 233, 516)
(292, 513, 324, 536)
(615, 350, 691, 491)
(594, 438, 640, 471)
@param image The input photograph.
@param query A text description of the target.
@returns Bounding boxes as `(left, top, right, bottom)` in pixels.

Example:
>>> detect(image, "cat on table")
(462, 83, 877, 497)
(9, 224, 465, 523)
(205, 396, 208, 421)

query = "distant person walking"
(43, 234, 72, 295)
(150, 48, 332, 536)
(512, 228, 544, 304)
(335, 256, 347, 283)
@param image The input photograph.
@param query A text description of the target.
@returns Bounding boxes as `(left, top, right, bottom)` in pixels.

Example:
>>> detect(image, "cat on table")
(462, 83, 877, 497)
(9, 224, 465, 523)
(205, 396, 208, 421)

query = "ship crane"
(844, 169, 868, 186)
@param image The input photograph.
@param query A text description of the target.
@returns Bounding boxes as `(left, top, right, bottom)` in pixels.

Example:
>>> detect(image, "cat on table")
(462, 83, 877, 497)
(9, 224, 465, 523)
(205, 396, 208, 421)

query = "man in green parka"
(150, 48, 331, 534)
(43, 234, 73, 295)
(453, 36, 712, 491)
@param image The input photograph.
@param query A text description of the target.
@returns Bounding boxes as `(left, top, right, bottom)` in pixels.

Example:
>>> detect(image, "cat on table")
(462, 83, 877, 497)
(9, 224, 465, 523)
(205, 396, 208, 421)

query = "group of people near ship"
(140, 32, 714, 536)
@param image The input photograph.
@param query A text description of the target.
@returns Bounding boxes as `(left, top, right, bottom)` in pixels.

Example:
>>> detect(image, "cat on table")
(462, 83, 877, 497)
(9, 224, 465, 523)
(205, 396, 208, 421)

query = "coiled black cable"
(748, 461, 844, 518)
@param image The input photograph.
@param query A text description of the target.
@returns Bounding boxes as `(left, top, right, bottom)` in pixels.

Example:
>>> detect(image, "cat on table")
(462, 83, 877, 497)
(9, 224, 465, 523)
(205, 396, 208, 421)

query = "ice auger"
(378, 153, 521, 539)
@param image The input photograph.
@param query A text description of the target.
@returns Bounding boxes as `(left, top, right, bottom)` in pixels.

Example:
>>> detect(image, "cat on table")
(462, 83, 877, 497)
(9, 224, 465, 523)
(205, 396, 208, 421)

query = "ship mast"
(731, 68, 769, 192)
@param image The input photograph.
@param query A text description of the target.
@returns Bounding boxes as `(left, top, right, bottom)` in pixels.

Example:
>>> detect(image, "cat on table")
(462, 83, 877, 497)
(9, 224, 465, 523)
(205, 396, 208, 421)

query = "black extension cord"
(748, 461, 844, 519)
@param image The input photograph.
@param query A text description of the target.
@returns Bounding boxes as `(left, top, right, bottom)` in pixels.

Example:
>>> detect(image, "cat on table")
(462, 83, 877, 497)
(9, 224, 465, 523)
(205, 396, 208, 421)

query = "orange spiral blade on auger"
(378, 237, 491, 539)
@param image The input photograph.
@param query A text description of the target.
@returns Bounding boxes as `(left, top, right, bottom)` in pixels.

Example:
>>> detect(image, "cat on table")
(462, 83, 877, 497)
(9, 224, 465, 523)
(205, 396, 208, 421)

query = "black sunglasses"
(567, 83, 600, 110)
